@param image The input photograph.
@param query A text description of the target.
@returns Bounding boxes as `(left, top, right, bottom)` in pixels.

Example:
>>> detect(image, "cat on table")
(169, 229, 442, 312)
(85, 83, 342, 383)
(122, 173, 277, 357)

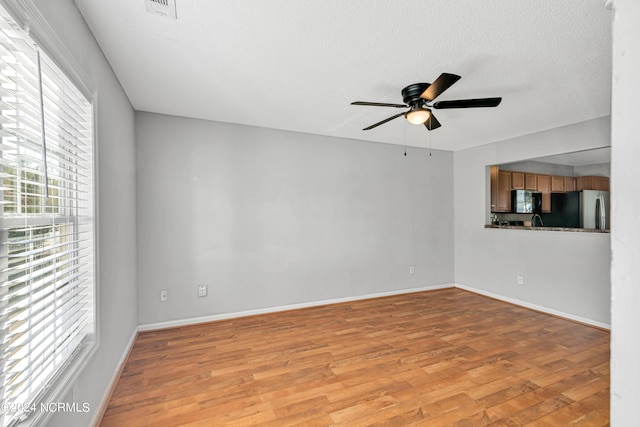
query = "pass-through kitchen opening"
(487, 148, 610, 232)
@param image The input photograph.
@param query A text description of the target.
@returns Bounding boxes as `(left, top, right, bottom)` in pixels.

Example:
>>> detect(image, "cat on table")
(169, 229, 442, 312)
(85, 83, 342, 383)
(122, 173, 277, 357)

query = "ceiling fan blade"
(363, 112, 405, 130)
(424, 112, 442, 131)
(351, 101, 407, 108)
(419, 73, 461, 102)
(433, 97, 502, 109)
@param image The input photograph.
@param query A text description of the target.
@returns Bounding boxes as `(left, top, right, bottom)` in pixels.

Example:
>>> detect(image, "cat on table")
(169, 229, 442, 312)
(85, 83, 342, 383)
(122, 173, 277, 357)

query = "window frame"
(0, 1, 99, 426)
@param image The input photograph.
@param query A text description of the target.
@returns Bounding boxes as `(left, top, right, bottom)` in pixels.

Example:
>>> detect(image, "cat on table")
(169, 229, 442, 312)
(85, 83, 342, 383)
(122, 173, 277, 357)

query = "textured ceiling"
(74, 0, 612, 151)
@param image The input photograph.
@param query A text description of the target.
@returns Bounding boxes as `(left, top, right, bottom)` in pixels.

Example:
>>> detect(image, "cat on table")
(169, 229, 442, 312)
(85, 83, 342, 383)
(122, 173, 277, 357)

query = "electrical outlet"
(198, 285, 208, 297)
(160, 290, 168, 301)
(409, 266, 415, 275)
(517, 275, 524, 285)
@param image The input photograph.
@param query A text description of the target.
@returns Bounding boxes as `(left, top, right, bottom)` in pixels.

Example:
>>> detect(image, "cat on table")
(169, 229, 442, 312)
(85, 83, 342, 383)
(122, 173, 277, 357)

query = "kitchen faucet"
(531, 213, 544, 227)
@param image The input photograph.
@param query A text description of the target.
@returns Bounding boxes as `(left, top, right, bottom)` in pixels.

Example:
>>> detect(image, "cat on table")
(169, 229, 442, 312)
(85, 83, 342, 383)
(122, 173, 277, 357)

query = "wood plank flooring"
(100, 288, 609, 426)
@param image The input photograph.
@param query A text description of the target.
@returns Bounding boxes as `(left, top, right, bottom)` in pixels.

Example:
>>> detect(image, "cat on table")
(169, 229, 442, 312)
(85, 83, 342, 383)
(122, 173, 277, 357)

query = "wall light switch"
(160, 290, 168, 301)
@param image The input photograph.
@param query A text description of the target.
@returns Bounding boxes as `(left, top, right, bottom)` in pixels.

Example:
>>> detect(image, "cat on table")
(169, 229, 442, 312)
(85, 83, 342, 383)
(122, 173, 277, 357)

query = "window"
(0, 4, 95, 426)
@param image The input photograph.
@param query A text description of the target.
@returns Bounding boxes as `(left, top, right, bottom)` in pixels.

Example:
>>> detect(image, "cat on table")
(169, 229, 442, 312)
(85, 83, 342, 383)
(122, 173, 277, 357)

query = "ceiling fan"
(351, 73, 501, 131)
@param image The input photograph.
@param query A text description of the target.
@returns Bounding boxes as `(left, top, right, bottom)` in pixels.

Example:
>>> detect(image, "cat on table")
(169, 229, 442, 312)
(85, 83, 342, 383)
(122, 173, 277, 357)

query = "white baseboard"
(455, 283, 611, 330)
(138, 282, 610, 332)
(138, 283, 455, 331)
(91, 327, 139, 427)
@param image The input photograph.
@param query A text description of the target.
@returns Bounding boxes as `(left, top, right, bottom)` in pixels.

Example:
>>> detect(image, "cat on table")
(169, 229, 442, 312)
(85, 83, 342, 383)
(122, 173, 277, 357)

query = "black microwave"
(511, 190, 542, 213)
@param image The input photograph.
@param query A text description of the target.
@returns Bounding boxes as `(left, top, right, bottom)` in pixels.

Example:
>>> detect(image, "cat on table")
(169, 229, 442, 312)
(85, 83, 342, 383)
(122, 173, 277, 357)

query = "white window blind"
(0, 4, 95, 427)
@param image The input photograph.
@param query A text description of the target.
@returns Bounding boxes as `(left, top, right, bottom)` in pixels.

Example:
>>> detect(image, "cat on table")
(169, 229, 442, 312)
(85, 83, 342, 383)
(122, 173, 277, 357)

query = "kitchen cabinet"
(525, 173, 537, 190)
(490, 166, 512, 212)
(537, 174, 551, 213)
(511, 172, 525, 190)
(594, 176, 610, 191)
(497, 170, 512, 212)
(564, 177, 577, 192)
(577, 176, 610, 191)
(576, 176, 591, 190)
(551, 175, 565, 192)
(489, 167, 609, 214)
(490, 166, 498, 211)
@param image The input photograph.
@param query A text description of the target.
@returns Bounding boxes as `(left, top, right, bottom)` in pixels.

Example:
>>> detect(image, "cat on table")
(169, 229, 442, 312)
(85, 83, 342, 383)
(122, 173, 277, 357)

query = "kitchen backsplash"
(491, 213, 538, 225)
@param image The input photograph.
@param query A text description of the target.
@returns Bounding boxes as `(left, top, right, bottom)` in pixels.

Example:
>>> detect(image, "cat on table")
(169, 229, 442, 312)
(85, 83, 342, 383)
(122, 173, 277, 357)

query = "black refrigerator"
(541, 190, 610, 230)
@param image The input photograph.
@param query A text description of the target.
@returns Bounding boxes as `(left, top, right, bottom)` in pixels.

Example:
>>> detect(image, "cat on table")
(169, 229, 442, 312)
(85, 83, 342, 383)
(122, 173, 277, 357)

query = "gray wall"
(31, 1, 139, 426)
(499, 160, 610, 178)
(136, 112, 454, 326)
(611, 0, 640, 421)
(500, 160, 575, 176)
(454, 117, 611, 326)
(574, 162, 610, 177)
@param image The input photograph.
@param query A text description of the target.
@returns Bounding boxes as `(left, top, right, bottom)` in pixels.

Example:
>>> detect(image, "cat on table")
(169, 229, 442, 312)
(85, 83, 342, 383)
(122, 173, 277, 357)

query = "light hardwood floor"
(100, 288, 609, 426)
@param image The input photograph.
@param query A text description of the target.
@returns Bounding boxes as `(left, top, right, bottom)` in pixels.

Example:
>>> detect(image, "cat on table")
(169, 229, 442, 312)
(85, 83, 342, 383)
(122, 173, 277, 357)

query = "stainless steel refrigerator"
(542, 190, 609, 230)
(580, 190, 609, 230)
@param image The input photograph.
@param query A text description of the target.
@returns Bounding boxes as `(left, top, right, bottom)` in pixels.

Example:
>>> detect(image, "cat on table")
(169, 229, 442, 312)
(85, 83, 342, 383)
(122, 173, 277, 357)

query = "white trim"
(139, 283, 610, 332)
(0, 0, 94, 98)
(20, 337, 99, 427)
(0, 4, 99, 426)
(455, 283, 611, 330)
(89, 89, 101, 384)
(138, 284, 455, 331)
(89, 328, 138, 427)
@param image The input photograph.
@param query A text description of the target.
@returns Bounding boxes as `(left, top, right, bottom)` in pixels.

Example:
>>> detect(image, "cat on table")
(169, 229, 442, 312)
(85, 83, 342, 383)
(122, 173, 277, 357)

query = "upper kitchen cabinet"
(490, 166, 512, 212)
(551, 175, 565, 192)
(594, 176, 610, 191)
(577, 175, 610, 191)
(564, 177, 577, 192)
(525, 173, 537, 190)
(537, 174, 551, 212)
(511, 172, 525, 190)
(514, 172, 540, 191)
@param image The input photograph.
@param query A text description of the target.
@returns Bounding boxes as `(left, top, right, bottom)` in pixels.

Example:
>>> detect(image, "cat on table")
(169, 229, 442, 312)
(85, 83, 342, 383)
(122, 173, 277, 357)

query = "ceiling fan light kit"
(351, 73, 502, 131)
(405, 108, 431, 125)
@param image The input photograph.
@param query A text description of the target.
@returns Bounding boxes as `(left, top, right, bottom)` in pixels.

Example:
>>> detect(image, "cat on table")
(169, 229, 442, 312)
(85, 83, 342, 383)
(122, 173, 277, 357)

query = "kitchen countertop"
(485, 224, 610, 233)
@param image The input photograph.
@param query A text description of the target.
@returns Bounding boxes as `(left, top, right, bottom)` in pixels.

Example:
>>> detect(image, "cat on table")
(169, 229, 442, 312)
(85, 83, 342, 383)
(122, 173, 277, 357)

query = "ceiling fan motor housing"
(402, 83, 430, 106)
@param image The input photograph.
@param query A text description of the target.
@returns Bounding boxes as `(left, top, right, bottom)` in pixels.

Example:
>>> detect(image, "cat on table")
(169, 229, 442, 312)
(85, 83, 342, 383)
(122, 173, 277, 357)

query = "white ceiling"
(74, 0, 613, 151)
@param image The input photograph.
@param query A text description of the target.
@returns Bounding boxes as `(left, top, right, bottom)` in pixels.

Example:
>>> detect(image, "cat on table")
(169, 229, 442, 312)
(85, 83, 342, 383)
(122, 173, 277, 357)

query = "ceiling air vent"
(145, 0, 177, 19)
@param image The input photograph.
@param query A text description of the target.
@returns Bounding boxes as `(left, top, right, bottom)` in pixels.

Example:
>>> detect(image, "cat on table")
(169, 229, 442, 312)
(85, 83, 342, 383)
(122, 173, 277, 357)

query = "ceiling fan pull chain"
(404, 121, 407, 156)
(429, 115, 432, 156)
